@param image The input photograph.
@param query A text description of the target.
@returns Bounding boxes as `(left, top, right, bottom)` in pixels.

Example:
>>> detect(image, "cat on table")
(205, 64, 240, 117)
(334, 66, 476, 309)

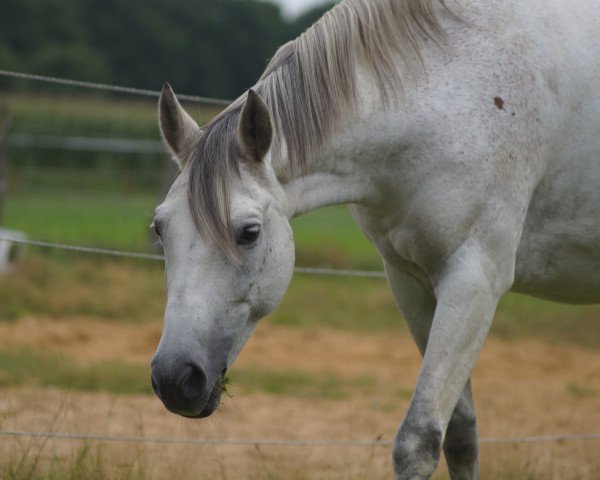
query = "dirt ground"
(0, 317, 599, 479)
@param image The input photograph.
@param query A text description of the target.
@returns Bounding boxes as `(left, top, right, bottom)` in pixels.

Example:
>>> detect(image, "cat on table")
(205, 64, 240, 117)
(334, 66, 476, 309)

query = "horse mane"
(187, 0, 446, 259)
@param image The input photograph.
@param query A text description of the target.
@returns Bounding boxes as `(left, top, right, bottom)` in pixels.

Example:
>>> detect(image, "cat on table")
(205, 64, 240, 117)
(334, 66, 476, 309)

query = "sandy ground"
(0, 317, 599, 479)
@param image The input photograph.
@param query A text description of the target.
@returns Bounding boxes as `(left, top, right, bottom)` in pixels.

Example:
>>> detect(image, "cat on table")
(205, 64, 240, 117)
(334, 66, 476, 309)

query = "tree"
(0, 0, 335, 98)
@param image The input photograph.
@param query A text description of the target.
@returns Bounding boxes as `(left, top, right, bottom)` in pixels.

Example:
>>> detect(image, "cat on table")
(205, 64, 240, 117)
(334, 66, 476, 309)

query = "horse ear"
(158, 83, 201, 169)
(238, 89, 273, 161)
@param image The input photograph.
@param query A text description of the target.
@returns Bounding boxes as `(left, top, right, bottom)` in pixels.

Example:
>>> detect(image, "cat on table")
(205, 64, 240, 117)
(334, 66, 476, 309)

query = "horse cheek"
(254, 219, 295, 319)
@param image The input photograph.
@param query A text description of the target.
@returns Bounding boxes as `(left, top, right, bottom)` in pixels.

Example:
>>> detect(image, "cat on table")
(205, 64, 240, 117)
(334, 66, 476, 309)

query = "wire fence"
(0, 234, 386, 278)
(0, 68, 230, 107)
(1, 68, 598, 452)
(0, 69, 387, 278)
(8, 134, 164, 154)
(1, 430, 599, 447)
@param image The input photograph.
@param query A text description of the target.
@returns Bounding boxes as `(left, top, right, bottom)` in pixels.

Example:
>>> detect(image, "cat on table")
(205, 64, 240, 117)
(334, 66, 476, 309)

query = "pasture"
(0, 93, 599, 479)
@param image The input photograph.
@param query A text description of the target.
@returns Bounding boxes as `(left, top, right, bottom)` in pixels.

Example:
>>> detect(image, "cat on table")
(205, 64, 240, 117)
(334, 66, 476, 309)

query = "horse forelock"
(186, 0, 445, 258)
(187, 104, 243, 261)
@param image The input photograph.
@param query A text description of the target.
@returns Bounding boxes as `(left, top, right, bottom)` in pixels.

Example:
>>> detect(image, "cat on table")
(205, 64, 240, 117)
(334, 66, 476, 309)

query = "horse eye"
(152, 221, 161, 238)
(238, 224, 260, 246)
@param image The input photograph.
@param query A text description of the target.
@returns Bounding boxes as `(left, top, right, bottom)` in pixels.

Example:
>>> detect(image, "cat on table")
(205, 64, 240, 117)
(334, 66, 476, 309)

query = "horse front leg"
(386, 266, 480, 480)
(389, 238, 514, 480)
(443, 380, 479, 479)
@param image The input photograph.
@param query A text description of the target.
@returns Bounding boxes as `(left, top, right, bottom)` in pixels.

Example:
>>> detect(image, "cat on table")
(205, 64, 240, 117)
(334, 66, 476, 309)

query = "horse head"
(150, 85, 295, 417)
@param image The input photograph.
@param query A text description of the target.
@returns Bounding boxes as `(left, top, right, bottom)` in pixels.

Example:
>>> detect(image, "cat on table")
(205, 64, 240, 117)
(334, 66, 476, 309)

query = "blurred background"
(0, 1, 598, 479)
(0, 0, 336, 99)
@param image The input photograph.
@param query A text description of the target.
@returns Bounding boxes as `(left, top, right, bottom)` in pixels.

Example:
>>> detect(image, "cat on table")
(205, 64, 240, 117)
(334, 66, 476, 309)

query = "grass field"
(3, 190, 381, 267)
(2, 188, 600, 345)
(1, 93, 599, 479)
(5, 92, 219, 139)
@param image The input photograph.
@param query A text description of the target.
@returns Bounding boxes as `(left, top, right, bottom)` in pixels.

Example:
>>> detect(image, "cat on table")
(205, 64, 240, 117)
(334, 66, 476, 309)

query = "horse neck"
(259, 0, 449, 219)
(276, 79, 391, 218)
(277, 148, 369, 218)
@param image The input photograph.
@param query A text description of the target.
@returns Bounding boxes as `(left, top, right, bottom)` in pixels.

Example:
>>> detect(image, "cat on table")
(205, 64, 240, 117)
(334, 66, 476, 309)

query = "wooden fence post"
(0, 105, 11, 226)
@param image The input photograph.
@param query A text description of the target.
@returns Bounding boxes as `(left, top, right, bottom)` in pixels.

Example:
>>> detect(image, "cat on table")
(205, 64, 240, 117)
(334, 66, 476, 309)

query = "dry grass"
(0, 256, 165, 323)
(2, 255, 600, 346)
(0, 319, 599, 479)
(0, 254, 598, 478)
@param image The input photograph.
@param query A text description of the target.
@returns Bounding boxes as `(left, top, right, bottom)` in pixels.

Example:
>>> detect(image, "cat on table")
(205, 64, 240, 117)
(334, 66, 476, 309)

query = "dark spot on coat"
(493, 96, 504, 110)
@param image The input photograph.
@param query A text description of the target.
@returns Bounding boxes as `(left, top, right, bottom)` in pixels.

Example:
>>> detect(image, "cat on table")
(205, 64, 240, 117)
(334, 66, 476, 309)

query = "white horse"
(150, 0, 600, 478)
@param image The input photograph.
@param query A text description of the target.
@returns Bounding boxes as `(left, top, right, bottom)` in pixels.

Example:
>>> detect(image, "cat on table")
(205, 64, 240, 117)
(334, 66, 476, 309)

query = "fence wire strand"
(0, 235, 386, 278)
(8, 134, 164, 154)
(0, 430, 599, 447)
(0, 236, 164, 261)
(0, 68, 231, 106)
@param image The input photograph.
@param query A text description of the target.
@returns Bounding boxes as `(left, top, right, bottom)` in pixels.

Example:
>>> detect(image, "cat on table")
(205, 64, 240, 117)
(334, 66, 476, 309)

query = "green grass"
(271, 275, 403, 332)
(0, 349, 382, 400)
(0, 350, 151, 394)
(4, 191, 158, 251)
(3, 188, 380, 266)
(231, 367, 378, 400)
(494, 293, 600, 348)
(291, 206, 381, 269)
(1, 253, 599, 347)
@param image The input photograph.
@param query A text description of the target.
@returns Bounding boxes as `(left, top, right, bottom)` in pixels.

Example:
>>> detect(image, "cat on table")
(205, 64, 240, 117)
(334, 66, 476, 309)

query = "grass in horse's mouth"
(220, 374, 231, 395)
(210, 372, 231, 400)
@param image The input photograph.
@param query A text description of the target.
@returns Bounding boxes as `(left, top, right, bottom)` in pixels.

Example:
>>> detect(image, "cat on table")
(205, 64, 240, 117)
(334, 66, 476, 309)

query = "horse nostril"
(180, 364, 207, 402)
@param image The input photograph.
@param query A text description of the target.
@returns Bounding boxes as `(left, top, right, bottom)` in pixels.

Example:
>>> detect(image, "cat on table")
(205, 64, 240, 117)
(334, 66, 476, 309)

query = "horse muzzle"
(150, 353, 225, 418)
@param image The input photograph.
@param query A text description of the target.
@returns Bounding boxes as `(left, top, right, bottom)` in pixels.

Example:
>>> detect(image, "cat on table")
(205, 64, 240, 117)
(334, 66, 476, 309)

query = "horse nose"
(150, 356, 208, 414)
(179, 363, 207, 401)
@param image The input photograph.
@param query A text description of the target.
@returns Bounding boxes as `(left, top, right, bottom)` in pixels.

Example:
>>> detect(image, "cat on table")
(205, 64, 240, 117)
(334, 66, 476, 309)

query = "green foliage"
(29, 44, 111, 84)
(0, 0, 336, 99)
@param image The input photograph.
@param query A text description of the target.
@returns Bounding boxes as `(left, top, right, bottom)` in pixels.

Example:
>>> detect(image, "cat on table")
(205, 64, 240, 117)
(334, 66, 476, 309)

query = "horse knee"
(393, 421, 442, 480)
